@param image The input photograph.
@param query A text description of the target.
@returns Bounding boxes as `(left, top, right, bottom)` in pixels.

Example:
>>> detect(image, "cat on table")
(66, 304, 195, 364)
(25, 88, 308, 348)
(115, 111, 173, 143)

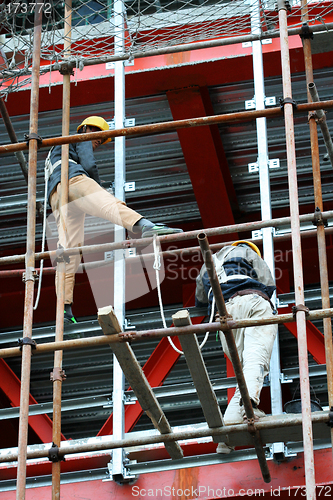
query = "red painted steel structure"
(0, 448, 332, 500)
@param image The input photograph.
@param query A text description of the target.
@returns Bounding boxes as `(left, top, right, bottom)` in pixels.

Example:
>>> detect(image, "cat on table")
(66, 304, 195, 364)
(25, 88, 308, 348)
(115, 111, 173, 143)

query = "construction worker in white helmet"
(46, 116, 183, 325)
(195, 240, 277, 454)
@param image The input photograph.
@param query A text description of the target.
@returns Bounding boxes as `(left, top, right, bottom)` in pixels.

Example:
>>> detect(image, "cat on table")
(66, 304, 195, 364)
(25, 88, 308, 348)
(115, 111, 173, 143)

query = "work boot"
(64, 309, 77, 325)
(141, 223, 183, 238)
(216, 442, 234, 454)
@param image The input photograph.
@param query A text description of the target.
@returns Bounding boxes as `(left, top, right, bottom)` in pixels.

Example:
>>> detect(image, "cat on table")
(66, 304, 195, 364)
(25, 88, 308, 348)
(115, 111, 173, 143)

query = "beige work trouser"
(50, 174, 142, 304)
(219, 293, 277, 424)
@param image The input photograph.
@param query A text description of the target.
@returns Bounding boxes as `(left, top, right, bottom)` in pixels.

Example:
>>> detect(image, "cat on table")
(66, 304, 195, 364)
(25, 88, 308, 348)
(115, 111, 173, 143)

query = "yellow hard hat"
(77, 116, 111, 144)
(231, 240, 261, 257)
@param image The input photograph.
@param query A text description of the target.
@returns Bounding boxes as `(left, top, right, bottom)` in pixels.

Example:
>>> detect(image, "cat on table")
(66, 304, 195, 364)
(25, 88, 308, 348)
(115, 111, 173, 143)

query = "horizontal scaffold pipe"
(1, 307, 333, 359)
(3, 23, 333, 76)
(1, 224, 332, 277)
(1, 209, 333, 267)
(0, 101, 333, 156)
(0, 411, 329, 463)
(72, 23, 333, 66)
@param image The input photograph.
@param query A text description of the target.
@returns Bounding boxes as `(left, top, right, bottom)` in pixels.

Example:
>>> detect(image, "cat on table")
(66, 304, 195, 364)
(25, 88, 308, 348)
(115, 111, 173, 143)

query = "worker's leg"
(67, 174, 142, 230)
(50, 181, 85, 305)
(219, 294, 277, 422)
(241, 295, 277, 405)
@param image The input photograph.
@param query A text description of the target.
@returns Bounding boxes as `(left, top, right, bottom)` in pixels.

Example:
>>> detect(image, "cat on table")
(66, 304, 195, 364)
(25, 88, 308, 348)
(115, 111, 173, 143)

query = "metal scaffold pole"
(277, 0, 316, 498)
(111, 0, 127, 481)
(300, 0, 333, 459)
(250, 0, 283, 417)
(51, 1, 72, 497)
(15, 5, 42, 500)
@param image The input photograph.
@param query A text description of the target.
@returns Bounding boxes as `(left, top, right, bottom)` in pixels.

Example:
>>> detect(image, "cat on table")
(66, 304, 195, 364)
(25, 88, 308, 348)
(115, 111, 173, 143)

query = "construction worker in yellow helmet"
(231, 240, 261, 257)
(195, 238, 277, 454)
(45, 115, 183, 325)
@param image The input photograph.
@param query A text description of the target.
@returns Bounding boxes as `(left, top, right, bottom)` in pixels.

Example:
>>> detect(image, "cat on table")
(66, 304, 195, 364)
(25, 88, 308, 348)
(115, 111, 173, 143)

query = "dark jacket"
(195, 245, 276, 313)
(47, 141, 101, 202)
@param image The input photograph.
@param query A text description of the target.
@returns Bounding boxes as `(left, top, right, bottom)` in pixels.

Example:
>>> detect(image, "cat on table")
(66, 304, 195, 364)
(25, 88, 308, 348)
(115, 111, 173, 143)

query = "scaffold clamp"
(48, 442, 65, 463)
(22, 267, 38, 283)
(55, 245, 70, 264)
(18, 337, 37, 351)
(312, 207, 328, 227)
(292, 304, 309, 317)
(24, 133, 43, 148)
(279, 97, 297, 111)
(299, 23, 314, 40)
(50, 367, 67, 382)
(58, 61, 75, 76)
(327, 407, 333, 428)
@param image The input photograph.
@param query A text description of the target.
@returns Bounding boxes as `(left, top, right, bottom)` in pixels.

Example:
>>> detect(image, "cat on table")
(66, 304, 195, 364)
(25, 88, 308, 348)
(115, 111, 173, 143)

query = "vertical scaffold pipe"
(277, 1, 316, 498)
(301, 0, 333, 459)
(51, 1, 72, 498)
(308, 82, 333, 168)
(197, 233, 271, 483)
(15, 6, 42, 500)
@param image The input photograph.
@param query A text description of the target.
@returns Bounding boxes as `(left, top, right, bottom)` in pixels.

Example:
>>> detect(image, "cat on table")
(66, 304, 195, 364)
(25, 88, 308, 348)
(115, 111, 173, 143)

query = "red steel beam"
(167, 86, 236, 231)
(0, 447, 332, 499)
(0, 359, 64, 443)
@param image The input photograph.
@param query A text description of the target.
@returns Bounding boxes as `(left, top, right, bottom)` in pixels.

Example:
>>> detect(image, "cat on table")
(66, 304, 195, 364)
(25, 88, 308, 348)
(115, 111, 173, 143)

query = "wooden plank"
(172, 310, 226, 444)
(98, 306, 183, 460)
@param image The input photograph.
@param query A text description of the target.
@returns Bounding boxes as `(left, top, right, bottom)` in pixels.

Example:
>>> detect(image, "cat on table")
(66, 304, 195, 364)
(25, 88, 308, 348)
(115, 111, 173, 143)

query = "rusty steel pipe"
(15, 6, 43, 500)
(197, 233, 271, 483)
(301, 2, 333, 461)
(1, 306, 333, 360)
(1, 224, 333, 279)
(1, 209, 333, 268)
(308, 82, 333, 168)
(278, 1, 316, 498)
(1, 101, 333, 156)
(0, 411, 328, 464)
(51, 2, 73, 496)
(2, 21, 332, 76)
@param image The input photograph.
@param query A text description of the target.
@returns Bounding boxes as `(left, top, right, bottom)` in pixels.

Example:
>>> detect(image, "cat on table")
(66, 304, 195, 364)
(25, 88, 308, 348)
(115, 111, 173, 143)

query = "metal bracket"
(292, 304, 310, 317)
(268, 442, 297, 462)
(107, 118, 136, 129)
(124, 318, 136, 330)
(251, 227, 276, 241)
(248, 158, 280, 173)
(299, 23, 314, 40)
(24, 133, 43, 148)
(22, 267, 38, 283)
(50, 368, 67, 382)
(104, 450, 137, 484)
(245, 96, 276, 110)
(48, 442, 65, 463)
(104, 251, 114, 262)
(124, 182, 136, 192)
(275, 297, 289, 309)
(18, 337, 37, 351)
(279, 97, 297, 111)
(279, 372, 293, 384)
(312, 207, 328, 227)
